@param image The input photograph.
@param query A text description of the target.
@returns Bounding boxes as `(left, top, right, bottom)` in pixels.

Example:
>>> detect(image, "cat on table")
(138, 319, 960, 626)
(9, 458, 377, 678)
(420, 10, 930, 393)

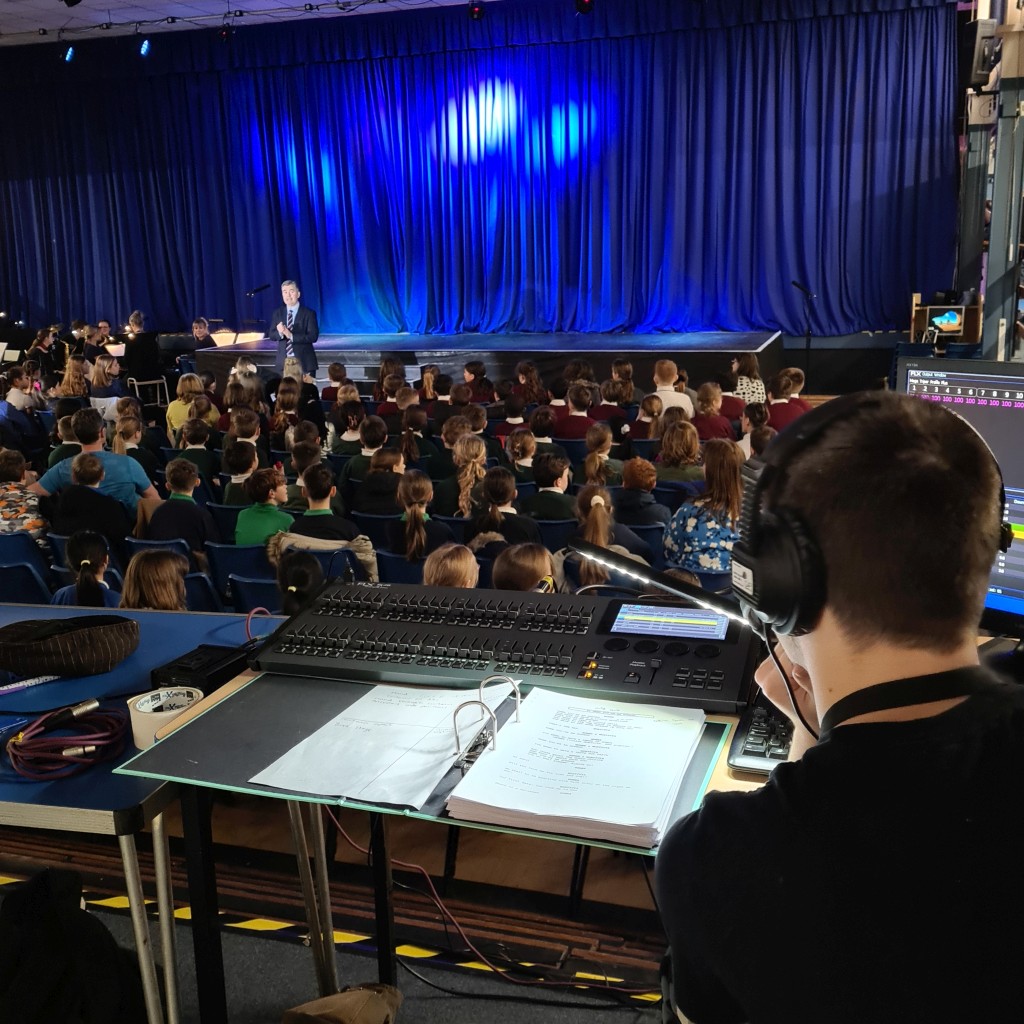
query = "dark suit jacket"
(269, 304, 320, 374)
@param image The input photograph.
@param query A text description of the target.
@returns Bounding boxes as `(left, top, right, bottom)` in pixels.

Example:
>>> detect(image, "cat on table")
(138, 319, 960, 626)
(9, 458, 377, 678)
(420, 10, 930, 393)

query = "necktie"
(285, 308, 295, 357)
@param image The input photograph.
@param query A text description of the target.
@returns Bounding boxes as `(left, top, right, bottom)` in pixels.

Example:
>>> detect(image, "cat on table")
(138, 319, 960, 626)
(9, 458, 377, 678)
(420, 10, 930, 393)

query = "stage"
(196, 329, 784, 390)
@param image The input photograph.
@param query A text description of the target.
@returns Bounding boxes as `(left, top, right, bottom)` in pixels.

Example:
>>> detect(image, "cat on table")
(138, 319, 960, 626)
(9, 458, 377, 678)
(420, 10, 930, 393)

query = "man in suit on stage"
(269, 280, 319, 376)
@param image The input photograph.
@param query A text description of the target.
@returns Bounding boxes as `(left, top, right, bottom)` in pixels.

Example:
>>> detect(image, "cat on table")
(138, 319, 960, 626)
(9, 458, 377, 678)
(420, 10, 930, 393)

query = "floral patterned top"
(663, 499, 739, 573)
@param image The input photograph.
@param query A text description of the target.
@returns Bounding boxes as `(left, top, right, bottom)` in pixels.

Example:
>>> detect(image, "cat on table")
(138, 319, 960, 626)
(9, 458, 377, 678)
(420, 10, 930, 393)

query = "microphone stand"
(802, 290, 813, 378)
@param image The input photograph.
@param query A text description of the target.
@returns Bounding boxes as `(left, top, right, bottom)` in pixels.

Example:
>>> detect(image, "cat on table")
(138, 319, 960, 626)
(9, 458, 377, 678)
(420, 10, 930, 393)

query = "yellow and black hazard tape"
(0, 873, 659, 1001)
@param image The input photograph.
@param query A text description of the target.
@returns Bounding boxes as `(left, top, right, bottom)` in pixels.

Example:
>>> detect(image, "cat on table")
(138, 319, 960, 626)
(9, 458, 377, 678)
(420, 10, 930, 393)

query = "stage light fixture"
(217, 23, 234, 41)
(37, 27, 48, 35)
(60, 0, 83, 7)
(61, 44, 74, 62)
(99, 21, 111, 29)
(468, 1, 484, 19)
(574, 0, 595, 12)
(139, 37, 150, 56)
(165, 16, 177, 23)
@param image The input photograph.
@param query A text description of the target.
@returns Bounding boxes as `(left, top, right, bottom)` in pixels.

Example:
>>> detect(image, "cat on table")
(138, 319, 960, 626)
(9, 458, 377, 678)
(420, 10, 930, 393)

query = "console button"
(604, 638, 630, 652)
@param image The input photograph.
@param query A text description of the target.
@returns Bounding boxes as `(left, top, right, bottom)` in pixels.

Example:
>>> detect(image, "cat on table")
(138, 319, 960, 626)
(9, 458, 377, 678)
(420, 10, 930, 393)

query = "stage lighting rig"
(468, 1, 484, 19)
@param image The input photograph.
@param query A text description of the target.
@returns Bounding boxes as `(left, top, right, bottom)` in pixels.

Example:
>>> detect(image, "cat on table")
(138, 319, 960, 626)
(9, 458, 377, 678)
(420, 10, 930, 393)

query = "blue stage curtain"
(0, 0, 956, 337)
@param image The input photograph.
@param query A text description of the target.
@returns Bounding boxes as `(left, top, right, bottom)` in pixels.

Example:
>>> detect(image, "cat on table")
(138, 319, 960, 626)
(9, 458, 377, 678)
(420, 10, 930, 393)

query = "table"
(0, 604, 279, 1024)
(118, 670, 751, 1024)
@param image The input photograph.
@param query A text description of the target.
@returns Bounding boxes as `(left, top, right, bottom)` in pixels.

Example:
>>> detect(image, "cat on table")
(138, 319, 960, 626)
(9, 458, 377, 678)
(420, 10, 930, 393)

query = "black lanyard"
(819, 668, 995, 738)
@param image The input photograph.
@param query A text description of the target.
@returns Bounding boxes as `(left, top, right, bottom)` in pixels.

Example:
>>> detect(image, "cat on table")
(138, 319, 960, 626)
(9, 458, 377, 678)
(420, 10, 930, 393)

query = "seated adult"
(0, 448, 48, 550)
(423, 543, 480, 589)
(235, 467, 293, 545)
(656, 391, 1024, 1023)
(50, 530, 121, 608)
(663, 438, 742, 573)
(288, 464, 360, 543)
(51, 452, 134, 559)
(30, 407, 159, 515)
(516, 453, 575, 520)
(148, 459, 219, 562)
(613, 457, 671, 527)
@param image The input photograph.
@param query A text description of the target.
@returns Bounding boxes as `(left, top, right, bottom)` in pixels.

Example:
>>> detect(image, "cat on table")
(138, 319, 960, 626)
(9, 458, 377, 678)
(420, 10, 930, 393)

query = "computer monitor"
(897, 356, 1024, 669)
(923, 305, 965, 338)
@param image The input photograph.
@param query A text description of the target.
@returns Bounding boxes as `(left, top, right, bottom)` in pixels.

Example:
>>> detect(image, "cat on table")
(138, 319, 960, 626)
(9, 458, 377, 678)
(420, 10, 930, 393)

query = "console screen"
(609, 603, 729, 641)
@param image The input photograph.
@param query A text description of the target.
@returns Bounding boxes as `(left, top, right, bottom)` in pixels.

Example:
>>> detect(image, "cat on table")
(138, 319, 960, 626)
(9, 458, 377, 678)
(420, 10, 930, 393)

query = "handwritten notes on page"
(249, 682, 512, 809)
(446, 687, 704, 846)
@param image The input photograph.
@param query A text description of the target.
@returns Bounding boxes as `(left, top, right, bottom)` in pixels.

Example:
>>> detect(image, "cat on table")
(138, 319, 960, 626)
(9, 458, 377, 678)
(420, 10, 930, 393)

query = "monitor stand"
(981, 636, 1024, 684)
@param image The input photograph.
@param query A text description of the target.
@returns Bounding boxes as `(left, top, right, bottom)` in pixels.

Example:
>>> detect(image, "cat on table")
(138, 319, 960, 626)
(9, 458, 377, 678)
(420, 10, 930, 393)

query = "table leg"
(151, 813, 181, 1024)
(569, 844, 591, 917)
(306, 803, 340, 994)
(181, 786, 227, 1024)
(442, 825, 460, 895)
(369, 813, 397, 985)
(118, 832, 165, 1024)
(288, 801, 330, 995)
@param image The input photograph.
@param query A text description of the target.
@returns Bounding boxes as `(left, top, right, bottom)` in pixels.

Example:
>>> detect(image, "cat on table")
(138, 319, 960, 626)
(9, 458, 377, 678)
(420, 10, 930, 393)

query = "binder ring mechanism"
(452, 674, 523, 763)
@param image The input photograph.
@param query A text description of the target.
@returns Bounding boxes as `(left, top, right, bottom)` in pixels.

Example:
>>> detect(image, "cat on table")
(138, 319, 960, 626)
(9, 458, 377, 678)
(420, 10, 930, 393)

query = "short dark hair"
(70, 408, 104, 446)
(223, 439, 259, 475)
(71, 452, 104, 486)
(358, 415, 387, 449)
(567, 384, 593, 412)
(291, 440, 322, 476)
(230, 407, 260, 440)
(0, 449, 26, 482)
(301, 462, 335, 502)
(533, 452, 569, 488)
(769, 392, 1000, 648)
(750, 425, 776, 456)
(165, 458, 199, 492)
(181, 418, 210, 446)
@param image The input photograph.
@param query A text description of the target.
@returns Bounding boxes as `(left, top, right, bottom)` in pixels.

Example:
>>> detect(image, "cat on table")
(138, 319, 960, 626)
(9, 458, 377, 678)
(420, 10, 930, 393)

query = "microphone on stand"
(245, 283, 271, 297)
(791, 280, 815, 299)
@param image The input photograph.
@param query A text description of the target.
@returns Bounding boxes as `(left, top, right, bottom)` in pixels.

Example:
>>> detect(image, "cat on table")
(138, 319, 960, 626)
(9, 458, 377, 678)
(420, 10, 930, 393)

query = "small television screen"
(897, 356, 1024, 636)
(924, 305, 965, 338)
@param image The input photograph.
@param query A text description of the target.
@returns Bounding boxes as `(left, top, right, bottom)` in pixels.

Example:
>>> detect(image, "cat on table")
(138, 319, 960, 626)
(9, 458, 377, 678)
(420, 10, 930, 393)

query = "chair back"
(943, 342, 982, 360)
(305, 547, 365, 582)
(47, 533, 70, 567)
(513, 479, 537, 498)
(124, 536, 192, 565)
(433, 515, 467, 544)
(0, 531, 53, 584)
(627, 523, 667, 570)
(229, 574, 283, 614)
(692, 569, 734, 594)
(534, 519, 577, 554)
(376, 550, 425, 584)
(184, 573, 224, 612)
(349, 512, 399, 550)
(6, 562, 52, 604)
(475, 556, 493, 589)
(206, 542, 274, 599)
(629, 438, 659, 460)
(326, 453, 351, 475)
(553, 437, 588, 464)
(206, 503, 243, 540)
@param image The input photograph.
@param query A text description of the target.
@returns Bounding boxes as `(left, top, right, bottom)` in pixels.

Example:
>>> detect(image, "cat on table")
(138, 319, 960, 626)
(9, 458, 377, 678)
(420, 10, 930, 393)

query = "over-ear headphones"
(730, 392, 1012, 638)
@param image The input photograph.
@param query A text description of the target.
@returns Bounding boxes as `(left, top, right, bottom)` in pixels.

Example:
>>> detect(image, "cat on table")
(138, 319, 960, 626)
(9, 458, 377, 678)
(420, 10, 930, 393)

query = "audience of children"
(6, 347, 818, 610)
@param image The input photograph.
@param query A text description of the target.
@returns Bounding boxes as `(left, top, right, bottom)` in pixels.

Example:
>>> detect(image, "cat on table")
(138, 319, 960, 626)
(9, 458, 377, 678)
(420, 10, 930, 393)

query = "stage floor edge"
(198, 330, 784, 386)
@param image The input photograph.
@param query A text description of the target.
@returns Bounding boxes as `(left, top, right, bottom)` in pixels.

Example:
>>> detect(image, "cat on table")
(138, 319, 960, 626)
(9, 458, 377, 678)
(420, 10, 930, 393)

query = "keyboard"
(726, 696, 794, 774)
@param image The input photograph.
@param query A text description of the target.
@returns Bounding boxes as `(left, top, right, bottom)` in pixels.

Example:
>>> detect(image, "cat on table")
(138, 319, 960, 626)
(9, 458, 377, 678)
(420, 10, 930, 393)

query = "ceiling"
(0, 0, 469, 48)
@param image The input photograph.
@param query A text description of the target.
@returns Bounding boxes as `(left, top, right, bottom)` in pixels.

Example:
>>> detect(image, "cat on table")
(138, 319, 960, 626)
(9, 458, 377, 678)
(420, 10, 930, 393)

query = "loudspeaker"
(730, 393, 1011, 638)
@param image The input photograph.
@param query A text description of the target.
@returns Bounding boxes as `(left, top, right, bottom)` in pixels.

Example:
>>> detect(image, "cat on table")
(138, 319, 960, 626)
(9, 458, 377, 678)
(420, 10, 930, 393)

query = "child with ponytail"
(581, 423, 624, 486)
(572, 485, 652, 584)
(50, 531, 121, 608)
(386, 470, 454, 561)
